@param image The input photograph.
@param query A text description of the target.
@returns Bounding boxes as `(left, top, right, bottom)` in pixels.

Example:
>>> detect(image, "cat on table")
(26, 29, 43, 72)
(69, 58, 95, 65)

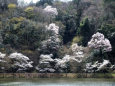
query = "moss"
(8, 4, 16, 9)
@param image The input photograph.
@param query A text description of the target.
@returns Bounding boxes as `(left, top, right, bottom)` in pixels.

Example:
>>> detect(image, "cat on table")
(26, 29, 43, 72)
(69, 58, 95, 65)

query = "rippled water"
(0, 78, 115, 86)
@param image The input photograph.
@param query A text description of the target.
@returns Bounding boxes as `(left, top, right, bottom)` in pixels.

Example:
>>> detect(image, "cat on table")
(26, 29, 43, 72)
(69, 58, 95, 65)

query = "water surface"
(0, 78, 115, 86)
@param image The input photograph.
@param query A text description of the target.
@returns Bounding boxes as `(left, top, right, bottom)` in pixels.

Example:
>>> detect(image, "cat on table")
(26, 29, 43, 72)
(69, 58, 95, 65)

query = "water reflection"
(0, 78, 115, 86)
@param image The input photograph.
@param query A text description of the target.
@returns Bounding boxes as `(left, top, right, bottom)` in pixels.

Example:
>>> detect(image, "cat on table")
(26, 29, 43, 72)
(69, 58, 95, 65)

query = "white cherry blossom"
(88, 32, 112, 52)
(44, 5, 58, 16)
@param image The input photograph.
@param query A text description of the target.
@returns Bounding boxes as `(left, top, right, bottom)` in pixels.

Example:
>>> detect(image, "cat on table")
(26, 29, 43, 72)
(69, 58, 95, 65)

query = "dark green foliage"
(103, 0, 115, 3)
(73, 0, 81, 7)
(1, 19, 46, 50)
(56, 1, 83, 44)
(77, 17, 94, 46)
(36, 0, 54, 6)
(103, 0, 115, 20)
(0, 0, 114, 73)
(98, 24, 115, 64)
(99, 24, 115, 38)
(63, 15, 77, 44)
(0, 0, 8, 12)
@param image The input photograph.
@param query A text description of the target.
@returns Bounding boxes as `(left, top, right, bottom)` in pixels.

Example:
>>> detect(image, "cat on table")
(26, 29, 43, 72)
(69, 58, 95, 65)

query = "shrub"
(10, 17, 25, 24)
(8, 4, 16, 9)
(24, 7, 34, 12)
(72, 36, 82, 44)
(24, 7, 34, 19)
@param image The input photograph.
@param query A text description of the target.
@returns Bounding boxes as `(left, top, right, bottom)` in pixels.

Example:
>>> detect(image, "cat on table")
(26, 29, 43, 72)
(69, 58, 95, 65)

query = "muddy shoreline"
(0, 73, 115, 78)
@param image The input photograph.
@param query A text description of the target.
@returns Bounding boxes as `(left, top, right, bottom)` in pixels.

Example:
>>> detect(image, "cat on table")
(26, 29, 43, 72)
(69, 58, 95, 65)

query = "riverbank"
(0, 73, 115, 78)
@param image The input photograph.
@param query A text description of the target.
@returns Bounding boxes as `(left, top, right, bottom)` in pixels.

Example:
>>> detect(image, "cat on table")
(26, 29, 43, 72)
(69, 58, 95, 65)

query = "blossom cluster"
(88, 32, 112, 52)
(55, 43, 85, 70)
(46, 23, 59, 35)
(42, 23, 60, 50)
(8, 52, 33, 71)
(85, 60, 112, 72)
(0, 52, 6, 62)
(36, 54, 55, 73)
(44, 5, 58, 16)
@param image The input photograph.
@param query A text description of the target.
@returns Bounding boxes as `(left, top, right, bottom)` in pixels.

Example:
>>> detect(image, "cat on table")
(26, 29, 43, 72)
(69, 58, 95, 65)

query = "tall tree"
(36, 0, 54, 6)
(77, 18, 94, 46)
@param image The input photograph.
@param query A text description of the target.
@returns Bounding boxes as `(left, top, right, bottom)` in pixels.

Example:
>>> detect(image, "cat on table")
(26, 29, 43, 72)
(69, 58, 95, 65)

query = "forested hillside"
(0, 0, 115, 73)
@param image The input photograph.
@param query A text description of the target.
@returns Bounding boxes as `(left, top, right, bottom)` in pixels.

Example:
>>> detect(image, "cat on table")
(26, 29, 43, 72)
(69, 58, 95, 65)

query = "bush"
(24, 7, 34, 12)
(72, 36, 82, 44)
(10, 17, 25, 24)
(24, 7, 34, 19)
(8, 4, 16, 9)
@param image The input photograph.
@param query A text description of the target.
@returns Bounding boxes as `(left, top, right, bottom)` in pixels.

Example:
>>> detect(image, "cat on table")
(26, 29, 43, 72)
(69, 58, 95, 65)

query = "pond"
(0, 78, 115, 86)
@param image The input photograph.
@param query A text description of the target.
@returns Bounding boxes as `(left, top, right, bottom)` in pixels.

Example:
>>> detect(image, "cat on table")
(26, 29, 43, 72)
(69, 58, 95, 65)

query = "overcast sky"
(23, 0, 72, 4)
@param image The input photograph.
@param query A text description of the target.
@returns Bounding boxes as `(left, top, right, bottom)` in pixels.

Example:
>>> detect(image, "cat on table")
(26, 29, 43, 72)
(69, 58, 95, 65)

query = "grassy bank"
(0, 73, 115, 78)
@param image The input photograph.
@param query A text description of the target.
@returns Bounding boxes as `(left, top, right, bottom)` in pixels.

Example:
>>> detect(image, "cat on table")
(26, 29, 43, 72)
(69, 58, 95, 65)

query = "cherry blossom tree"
(41, 23, 61, 52)
(46, 23, 59, 35)
(88, 32, 112, 52)
(35, 54, 55, 73)
(0, 52, 6, 62)
(44, 5, 58, 16)
(43, 5, 58, 22)
(8, 52, 33, 72)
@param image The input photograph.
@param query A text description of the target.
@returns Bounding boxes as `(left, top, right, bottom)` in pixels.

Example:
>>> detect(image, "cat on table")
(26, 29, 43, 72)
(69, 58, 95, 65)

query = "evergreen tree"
(36, 0, 54, 6)
(77, 18, 94, 46)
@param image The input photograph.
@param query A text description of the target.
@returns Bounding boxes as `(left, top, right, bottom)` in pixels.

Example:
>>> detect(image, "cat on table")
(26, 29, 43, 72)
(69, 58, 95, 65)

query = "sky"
(23, 0, 72, 4)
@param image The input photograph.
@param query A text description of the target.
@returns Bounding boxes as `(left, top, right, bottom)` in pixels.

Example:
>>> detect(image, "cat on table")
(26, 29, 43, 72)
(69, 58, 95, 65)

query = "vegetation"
(0, 0, 114, 73)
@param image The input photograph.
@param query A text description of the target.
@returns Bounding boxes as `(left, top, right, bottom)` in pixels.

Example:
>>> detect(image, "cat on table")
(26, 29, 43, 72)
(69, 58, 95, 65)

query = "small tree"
(41, 23, 61, 57)
(44, 5, 58, 18)
(88, 32, 112, 52)
(8, 52, 33, 72)
(88, 32, 112, 61)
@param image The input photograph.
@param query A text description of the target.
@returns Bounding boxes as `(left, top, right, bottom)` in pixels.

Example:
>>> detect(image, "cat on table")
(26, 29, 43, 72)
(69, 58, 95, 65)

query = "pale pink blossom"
(46, 23, 59, 35)
(44, 5, 58, 16)
(88, 32, 112, 52)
